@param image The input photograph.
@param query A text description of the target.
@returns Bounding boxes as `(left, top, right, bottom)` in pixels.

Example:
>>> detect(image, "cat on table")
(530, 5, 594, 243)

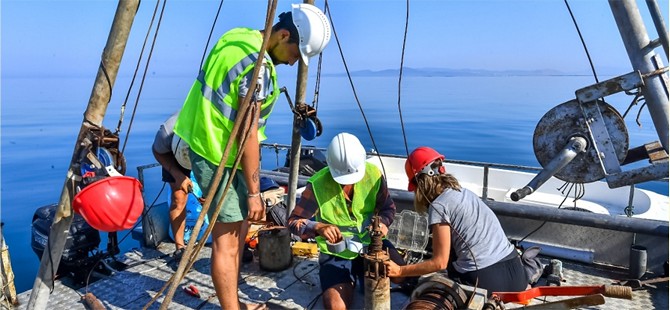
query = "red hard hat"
(73, 176, 144, 232)
(405, 147, 445, 192)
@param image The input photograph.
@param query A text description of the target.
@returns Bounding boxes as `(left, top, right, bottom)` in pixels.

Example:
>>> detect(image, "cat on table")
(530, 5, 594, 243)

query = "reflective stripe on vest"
(196, 58, 276, 129)
(174, 27, 279, 167)
(311, 162, 383, 259)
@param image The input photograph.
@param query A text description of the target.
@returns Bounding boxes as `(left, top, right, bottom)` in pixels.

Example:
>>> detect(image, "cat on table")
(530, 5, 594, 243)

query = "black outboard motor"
(31, 203, 101, 276)
(279, 146, 328, 176)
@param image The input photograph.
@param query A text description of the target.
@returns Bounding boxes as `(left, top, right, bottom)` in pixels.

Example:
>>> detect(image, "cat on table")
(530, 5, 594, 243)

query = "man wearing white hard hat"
(288, 132, 406, 309)
(174, 3, 331, 309)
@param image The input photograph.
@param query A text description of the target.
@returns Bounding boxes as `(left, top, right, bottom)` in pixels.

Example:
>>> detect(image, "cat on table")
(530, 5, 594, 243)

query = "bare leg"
(168, 185, 189, 250)
(239, 219, 250, 265)
(322, 283, 354, 310)
(211, 220, 243, 310)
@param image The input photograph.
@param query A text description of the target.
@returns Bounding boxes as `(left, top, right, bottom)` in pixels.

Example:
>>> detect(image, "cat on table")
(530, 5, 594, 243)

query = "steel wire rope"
(563, 0, 599, 84)
(117, 182, 167, 245)
(310, 0, 326, 113)
(120, 0, 168, 154)
(312, 48, 324, 111)
(323, 0, 386, 176)
(517, 182, 575, 245)
(114, 0, 157, 138)
(198, 0, 226, 72)
(397, 0, 411, 157)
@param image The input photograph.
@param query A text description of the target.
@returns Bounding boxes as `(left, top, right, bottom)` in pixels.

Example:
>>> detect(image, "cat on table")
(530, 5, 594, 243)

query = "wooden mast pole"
(27, 1, 139, 308)
(286, 0, 315, 216)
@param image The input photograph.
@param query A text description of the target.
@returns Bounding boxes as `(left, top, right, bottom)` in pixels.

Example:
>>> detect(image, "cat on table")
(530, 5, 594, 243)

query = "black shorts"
(458, 250, 528, 295)
(161, 165, 191, 183)
(318, 239, 405, 292)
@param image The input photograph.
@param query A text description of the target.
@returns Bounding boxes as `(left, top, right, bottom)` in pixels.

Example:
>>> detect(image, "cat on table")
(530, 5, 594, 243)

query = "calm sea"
(2, 75, 667, 293)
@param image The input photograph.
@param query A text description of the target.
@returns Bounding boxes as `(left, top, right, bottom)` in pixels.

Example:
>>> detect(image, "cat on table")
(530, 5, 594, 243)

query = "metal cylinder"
(629, 245, 648, 279)
(257, 226, 293, 271)
(512, 136, 587, 201)
(364, 275, 391, 310)
(364, 252, 391, 310)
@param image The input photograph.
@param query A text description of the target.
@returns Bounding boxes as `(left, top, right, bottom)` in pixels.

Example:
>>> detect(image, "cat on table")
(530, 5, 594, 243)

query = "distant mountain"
(324, 67, 590, 77)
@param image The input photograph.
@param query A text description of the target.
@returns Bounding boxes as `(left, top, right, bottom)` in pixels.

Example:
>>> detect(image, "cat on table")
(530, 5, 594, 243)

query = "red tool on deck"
(183, 285, 201, 298)
(492, 285, 632, 304)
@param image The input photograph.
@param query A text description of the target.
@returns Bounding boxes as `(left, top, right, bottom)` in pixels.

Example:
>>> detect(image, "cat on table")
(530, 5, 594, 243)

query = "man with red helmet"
(385, 146, 528, 295)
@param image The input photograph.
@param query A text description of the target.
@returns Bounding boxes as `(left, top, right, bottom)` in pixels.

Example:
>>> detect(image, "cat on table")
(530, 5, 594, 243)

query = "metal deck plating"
(13, 242, 667, 309)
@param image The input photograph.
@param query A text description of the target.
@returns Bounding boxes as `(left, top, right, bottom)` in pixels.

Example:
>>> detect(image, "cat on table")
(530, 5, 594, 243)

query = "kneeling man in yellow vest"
(288, 132, 407, 310)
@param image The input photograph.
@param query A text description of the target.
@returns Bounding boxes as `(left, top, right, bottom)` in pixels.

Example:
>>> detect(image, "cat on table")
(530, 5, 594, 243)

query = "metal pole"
(287, 0, 315, 216)
(0, 224, 18, 307)
(27, 1, 139, 308)
(609, 0, 669, 153)
(645, 0, 669, 60)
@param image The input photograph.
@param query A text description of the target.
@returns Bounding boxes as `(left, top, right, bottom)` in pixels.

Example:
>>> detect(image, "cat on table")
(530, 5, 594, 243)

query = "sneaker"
(169, 248, 185, 269)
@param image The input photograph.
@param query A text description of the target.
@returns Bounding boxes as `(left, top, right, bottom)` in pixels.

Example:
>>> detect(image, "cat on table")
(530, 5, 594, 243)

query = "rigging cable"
(312, 43, 324, 111)
(117, 182, 167, 246)
(563, 0, 600, 83)
(397, 0, 411, 156)
(114, 0, 161, 140)
(323, 0, 386, 176)
(517, 182, 575, 245)
(120, 0, 168, 154)
(198, 0, 226, 71)
(112, 0, 150, 138)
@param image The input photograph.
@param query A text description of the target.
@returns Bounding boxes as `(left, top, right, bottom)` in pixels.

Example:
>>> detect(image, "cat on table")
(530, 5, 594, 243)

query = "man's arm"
(240, 99, 264, 221)
(152, 133, 190, 192)
(375, 177, 396, 230)
(287, 183, 320, 239)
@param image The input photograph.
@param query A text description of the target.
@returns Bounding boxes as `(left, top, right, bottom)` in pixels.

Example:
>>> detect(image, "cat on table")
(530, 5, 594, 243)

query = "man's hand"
(247, 196, 265, 222)
(378, 222, 389, 237)
(175, 172, 193, 194)
(383, 260, 402, 277)
(369, 222, 389, 237)
(315, 223, 342, 243)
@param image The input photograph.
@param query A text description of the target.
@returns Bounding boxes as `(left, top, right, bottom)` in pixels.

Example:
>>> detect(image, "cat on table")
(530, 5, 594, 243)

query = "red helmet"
(405, 147, 445, 192)
(73, 176, 144, 232)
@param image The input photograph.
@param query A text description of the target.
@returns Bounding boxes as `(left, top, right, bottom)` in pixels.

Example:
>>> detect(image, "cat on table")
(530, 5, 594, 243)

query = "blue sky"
(2, 0, 668, 78)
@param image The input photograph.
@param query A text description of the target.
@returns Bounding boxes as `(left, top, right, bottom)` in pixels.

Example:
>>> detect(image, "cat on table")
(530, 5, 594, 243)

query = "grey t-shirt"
(152, 111, 179, 154)
(428, 188, 514, 273)
(239, 62, 271, 102)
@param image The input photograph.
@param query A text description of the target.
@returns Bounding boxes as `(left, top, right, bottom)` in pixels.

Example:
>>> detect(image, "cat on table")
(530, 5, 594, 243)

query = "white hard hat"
(291, 3, 331, 65)
(171, 134, 191, 170)
(326, 133, 366, 185)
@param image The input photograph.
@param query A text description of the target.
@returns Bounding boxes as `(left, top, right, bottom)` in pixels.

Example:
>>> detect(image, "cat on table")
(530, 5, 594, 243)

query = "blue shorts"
(161, 165, 190, 183)
(318, 239, 405, 292)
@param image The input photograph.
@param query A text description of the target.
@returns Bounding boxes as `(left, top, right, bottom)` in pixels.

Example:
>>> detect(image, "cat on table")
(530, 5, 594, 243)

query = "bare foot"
(239, 302, 268, 310)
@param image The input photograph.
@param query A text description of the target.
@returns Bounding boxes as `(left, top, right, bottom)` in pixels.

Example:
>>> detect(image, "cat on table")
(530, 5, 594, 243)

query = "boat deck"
(13, 242, 667, 309)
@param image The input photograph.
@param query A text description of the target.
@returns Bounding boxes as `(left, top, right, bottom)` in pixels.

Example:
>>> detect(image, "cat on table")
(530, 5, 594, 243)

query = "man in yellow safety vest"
(288, 132, 407, 309)
(174, 4, 331, 309)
